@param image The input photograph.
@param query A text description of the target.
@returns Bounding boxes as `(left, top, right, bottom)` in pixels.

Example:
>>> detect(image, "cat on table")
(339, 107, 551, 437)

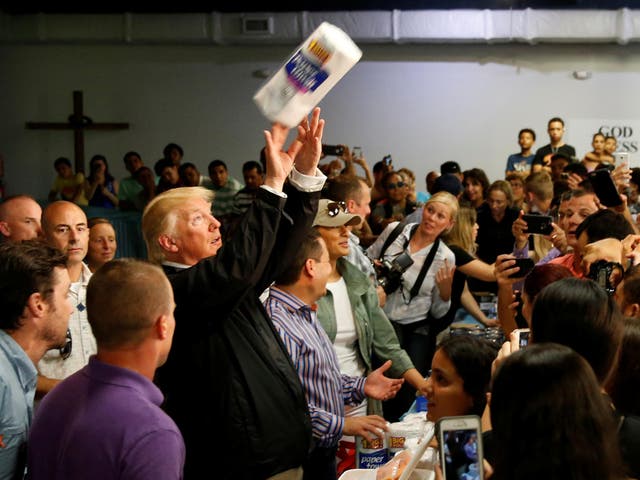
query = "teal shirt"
(316, 258, 414, 416)
(0, 330, 37, 480)
(210, 177, 243, 217)
(118, 176, 142, 202)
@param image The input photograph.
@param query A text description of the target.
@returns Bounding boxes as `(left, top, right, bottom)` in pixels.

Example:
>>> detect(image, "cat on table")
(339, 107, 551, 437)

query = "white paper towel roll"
(253, 22, 362, 127)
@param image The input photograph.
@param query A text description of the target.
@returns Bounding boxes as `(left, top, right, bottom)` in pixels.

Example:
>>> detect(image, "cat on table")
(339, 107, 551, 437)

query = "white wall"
(3, 42, 640, 199)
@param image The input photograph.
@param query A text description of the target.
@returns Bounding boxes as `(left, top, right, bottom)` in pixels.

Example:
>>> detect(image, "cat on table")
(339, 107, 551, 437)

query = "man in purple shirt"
(265, 229, 403, 480)
(27, 259, 185, 479)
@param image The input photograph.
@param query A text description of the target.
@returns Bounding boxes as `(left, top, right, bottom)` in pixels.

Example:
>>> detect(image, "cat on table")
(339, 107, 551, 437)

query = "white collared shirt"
(38, 263, 97, 380)
(367, 222, 454, 325)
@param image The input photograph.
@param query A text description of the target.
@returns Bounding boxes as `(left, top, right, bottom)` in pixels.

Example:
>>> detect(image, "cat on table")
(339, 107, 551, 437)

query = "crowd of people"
(1, 112, 640, 480)
(46, 144, 265, 229)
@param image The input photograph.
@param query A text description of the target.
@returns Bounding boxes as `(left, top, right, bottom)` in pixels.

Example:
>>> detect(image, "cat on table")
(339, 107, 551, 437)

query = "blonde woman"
(441, 206, 498, 328)
(367, 191, 457, 418)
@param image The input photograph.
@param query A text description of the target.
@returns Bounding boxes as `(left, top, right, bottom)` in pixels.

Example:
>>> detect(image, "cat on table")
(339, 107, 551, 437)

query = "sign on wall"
(568, 118, 638, 166)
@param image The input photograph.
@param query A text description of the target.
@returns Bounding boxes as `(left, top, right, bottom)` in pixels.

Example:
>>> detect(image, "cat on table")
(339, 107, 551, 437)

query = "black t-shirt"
(439, 244, 475, 325)
(475, 204, 519, 265)
(532, 144, 576, 167)
(470, 204, 519, 294)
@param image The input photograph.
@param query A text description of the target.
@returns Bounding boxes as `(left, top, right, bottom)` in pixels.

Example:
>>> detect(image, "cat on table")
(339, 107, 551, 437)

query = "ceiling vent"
(241, 16, 274, 35)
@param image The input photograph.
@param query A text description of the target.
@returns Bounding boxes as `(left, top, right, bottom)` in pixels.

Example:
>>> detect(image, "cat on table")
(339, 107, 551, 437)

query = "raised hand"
(581, 237, 623, 275)
(494, 254, 519, 287)
(491, 332, 520, 377)
(293, 107, 325, 175)
(511, 211, 529, 250)
(435, 258, 455, 302)
(612, 162, 631, 190)
(263, 123, 303, 191)
(622, 234, 640, 266)
(547, 223, 568, 254)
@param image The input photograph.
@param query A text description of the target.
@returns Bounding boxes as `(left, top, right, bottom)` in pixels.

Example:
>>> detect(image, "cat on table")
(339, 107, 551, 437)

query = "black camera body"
(588, 260, 624, 295)
(376, 251, 414, 295)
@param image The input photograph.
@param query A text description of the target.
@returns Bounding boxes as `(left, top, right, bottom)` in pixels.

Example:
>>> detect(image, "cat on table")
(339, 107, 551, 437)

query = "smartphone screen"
(440, 427, 482, 480)
(515, 328, 530, 348)
(588, 169, 623, 207)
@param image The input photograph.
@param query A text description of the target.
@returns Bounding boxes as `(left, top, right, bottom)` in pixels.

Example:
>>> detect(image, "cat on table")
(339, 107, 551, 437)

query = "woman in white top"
(366, 192, 456, 418)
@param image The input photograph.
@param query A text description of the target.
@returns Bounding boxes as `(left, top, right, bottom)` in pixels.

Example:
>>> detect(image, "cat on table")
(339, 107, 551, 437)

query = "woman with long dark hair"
(491, 343, 624, 480)
(85, 154, 119, 208)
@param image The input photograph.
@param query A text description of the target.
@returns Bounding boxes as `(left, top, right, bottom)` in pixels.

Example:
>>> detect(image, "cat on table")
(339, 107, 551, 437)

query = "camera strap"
(409, 237, 440, 302)
(377, 222, 409, 260)
(378, 222, 440, 302)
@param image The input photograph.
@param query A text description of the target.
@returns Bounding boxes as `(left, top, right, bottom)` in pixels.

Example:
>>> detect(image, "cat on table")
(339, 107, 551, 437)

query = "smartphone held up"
(588, 169, 623, 208)
(507, 258, 535, 279)
(322, 144, 345, 156)
(522, 214, 553, 236)
(513, 328, 530, 349)
(437, 415, 484, 480)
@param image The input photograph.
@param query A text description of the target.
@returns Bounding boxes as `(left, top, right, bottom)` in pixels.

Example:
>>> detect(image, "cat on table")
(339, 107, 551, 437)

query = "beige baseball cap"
(312, 199, 362, 228)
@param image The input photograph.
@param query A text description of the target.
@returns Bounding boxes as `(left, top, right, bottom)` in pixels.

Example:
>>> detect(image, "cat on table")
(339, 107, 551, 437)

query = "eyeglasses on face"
(59, 329, 72, 360)
(386, 182, 406, 190)
(327, 201, 348, 217)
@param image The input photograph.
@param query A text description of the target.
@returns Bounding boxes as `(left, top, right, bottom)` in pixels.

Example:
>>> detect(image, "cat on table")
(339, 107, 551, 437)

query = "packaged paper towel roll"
(253, 22, 362, 128)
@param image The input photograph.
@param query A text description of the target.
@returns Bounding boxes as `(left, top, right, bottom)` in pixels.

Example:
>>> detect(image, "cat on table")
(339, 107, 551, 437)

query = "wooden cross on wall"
(26, 90, 129, 174)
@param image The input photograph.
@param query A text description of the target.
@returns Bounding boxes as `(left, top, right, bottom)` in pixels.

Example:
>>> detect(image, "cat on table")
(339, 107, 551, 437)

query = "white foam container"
(338, 468, 433, 480)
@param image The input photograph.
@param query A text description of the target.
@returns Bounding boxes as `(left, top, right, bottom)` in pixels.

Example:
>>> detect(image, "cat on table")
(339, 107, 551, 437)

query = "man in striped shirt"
(265, 229, 403, 480)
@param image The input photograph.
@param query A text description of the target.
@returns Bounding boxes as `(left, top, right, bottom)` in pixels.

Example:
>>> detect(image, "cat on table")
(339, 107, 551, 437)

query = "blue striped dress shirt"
(265, 286, 366, 448)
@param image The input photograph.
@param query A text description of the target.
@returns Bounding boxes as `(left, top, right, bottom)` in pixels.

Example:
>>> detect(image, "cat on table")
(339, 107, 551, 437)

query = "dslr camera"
(587, 260, 624, 295)
(376, 251, 414, 295)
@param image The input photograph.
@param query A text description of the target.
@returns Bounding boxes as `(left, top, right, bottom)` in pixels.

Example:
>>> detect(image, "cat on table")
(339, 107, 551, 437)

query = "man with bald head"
(37, 200, 96, 396)
(0, 195, 43, 242)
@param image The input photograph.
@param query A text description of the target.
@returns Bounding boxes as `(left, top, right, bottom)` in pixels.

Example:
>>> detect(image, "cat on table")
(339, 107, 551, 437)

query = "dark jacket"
(157, 186, 316, 479)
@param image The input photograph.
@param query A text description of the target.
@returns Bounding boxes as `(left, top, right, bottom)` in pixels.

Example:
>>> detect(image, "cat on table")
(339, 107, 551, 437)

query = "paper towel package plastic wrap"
(387, 422, 428, 455)
(253, 22, 362, 127)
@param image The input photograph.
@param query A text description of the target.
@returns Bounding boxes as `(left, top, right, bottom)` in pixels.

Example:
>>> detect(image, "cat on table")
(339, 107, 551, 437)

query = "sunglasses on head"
(327, 201, 347, 217)
(386, 182, 405, 190)
(59, 329, 72, 360)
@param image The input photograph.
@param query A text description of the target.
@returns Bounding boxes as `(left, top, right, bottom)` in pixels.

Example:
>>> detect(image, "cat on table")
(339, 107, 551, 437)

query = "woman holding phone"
(428, 335, 497, 480)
